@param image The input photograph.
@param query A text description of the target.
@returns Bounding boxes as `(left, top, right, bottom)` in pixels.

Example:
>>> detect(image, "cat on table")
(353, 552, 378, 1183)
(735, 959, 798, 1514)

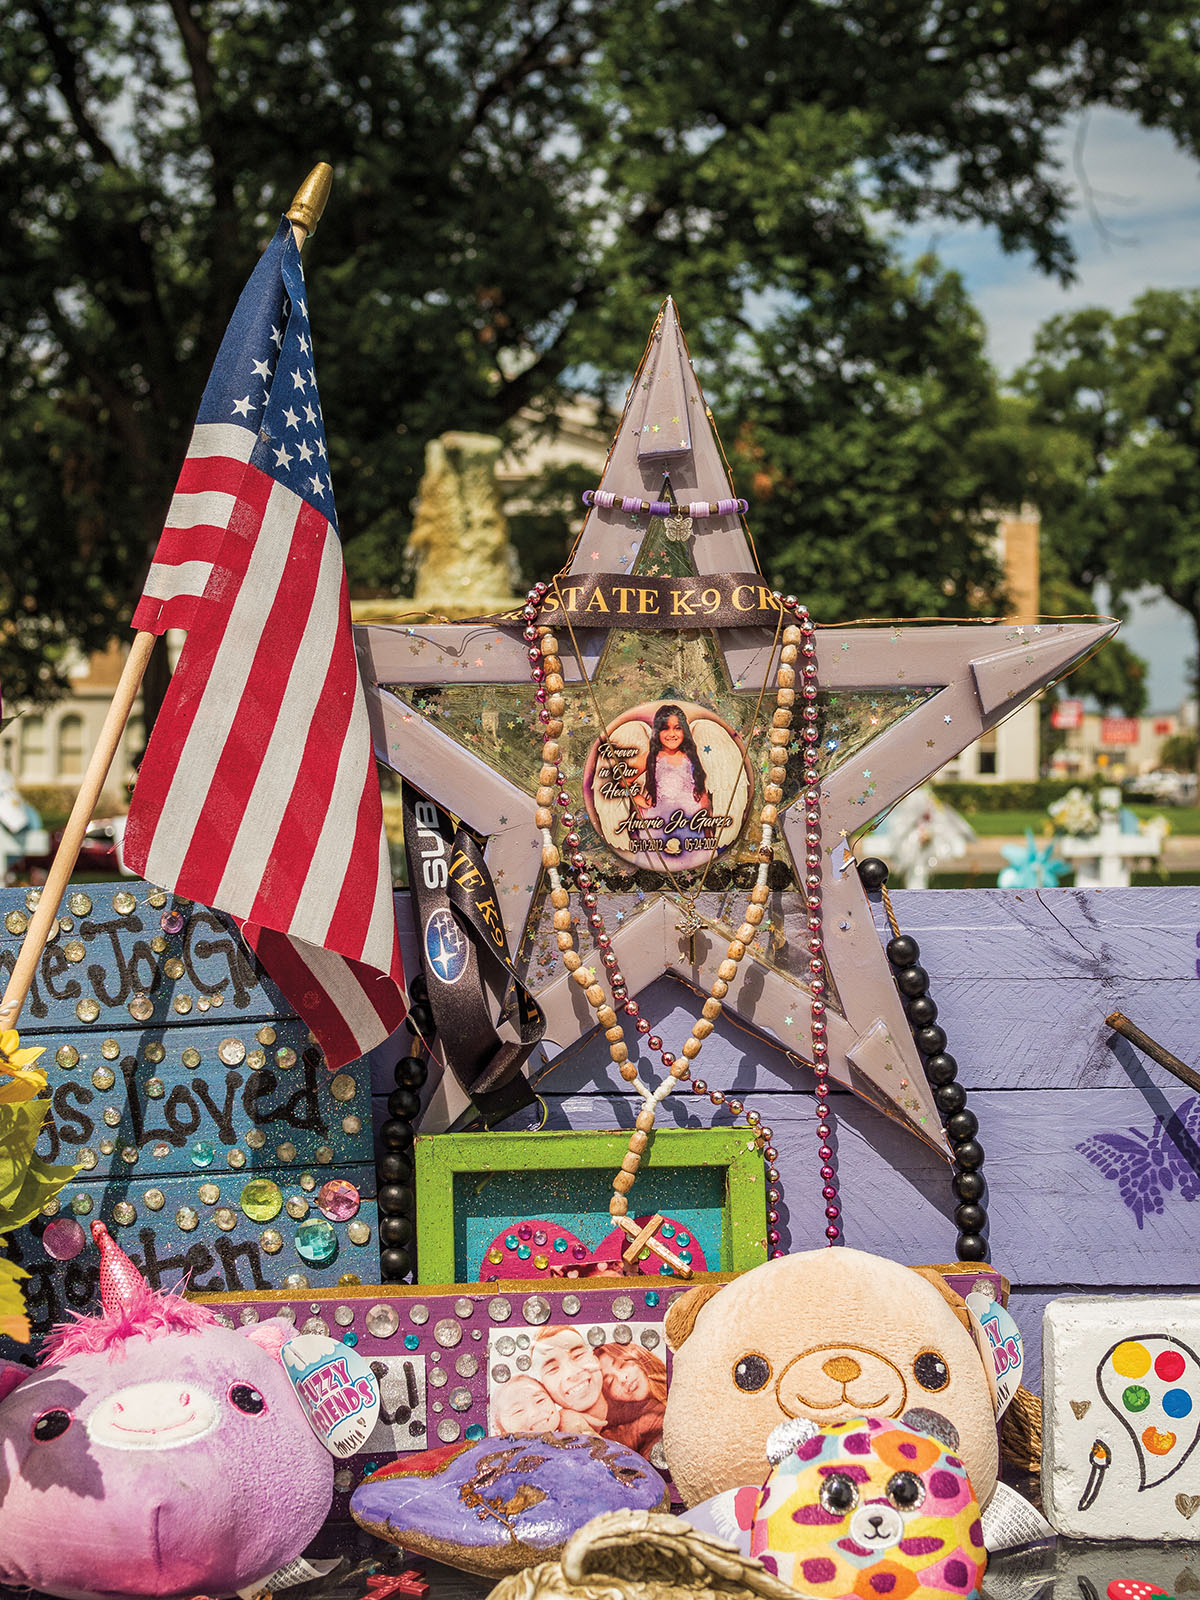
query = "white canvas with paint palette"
(1044, 1296, 1200, 1539)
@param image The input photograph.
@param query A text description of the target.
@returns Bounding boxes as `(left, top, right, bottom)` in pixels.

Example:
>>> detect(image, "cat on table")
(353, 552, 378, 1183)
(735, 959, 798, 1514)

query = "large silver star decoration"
(358, 301, 1116, 1155)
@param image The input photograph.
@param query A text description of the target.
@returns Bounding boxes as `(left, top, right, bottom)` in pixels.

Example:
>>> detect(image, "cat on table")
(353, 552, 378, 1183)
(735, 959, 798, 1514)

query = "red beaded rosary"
(521, 583, 840, 1267)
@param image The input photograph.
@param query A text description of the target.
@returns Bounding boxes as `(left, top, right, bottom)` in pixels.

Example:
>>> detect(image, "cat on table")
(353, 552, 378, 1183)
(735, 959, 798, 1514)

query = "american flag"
(125, 218, 406, 1068)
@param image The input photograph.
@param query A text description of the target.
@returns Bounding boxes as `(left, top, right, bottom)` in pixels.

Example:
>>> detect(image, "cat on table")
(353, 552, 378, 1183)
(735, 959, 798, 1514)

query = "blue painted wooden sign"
(1, 879, 380, 1338)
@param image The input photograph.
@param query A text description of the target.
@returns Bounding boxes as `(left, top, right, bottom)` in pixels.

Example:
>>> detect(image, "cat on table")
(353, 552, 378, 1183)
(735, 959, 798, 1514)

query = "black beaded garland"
(907, 995, 939, 1027)
(954, 1169, 985, 1201)
(379, 1216, 414, 1249)
(895, 964, 929, 998)
(864, 857, 989, 1262)
(378, 1183, 416, 1216)
(924, 1052, 958, 1086)
(380, 1246, 413, 1279)
(935, 1082, 967, 1115)
(406, 1001, 435, 1036)
(946, 1110, 979, 1144)
(387, 1087, 422, 1121)
(394, 1055, 429, 1090)
(857, 857, 890, 890)
(379, 1117, 415, 1151)
(378, 1151, 413, 1185)
(886, 934, 920, 966)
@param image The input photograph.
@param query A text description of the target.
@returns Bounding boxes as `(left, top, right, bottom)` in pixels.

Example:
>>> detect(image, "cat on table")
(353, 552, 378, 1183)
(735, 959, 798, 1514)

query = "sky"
(900, 108, 1200, 712)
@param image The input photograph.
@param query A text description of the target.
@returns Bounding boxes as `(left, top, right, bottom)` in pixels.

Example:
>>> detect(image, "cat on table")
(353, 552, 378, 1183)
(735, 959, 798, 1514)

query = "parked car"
(1123, 770, 1197, 805)
(4, 816, 135, 884)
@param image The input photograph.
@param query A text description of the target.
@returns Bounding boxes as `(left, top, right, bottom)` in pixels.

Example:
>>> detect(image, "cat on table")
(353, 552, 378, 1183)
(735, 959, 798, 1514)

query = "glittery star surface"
(356, 299, 1118, 1154)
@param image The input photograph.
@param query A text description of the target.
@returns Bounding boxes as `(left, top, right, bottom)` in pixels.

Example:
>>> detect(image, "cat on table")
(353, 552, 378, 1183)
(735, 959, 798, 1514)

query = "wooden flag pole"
(0, 163, 333, 1034)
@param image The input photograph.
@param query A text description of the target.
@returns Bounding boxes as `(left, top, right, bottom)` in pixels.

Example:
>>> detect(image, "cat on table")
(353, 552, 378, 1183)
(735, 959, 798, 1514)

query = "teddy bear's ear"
(910, 1265, 1001, 1417)
(908, 1266, 973, 1334)
(665, 1282, 724, 1349)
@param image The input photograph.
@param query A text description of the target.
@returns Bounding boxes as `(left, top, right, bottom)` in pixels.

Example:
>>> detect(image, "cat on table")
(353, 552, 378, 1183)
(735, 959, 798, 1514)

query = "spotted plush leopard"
(750, 1415, 986, 1600)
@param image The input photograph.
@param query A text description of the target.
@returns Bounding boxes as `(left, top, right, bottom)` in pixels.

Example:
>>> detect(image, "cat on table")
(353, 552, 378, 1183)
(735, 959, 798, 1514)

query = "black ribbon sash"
(402, 781, 541, 1126)
(536, 572, 784, 629)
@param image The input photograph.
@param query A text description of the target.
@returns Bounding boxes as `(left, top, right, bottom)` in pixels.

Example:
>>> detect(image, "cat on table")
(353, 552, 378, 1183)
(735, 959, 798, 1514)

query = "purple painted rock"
(350, 1432, 669, 1576)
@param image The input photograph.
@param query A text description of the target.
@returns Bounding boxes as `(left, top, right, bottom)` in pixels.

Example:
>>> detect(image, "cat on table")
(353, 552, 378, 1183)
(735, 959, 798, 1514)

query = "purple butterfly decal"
(1077, 1097, 1200, 1228)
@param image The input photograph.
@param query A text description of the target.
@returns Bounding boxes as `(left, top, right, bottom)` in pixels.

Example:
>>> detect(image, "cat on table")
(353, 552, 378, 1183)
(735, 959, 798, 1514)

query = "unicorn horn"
(91, 1220, 146, 1314)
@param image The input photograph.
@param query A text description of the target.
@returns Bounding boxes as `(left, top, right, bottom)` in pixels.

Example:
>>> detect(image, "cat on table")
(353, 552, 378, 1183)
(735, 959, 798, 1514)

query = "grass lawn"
(930, 803, 1200, 837)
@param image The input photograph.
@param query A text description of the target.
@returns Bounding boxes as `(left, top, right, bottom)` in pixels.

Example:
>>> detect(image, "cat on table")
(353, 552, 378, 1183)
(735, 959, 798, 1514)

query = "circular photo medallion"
(582, 699, 753, 873)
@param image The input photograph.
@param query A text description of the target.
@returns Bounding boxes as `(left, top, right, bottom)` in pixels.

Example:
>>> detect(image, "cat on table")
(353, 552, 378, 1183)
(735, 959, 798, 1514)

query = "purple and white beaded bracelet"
(582, 490, 748, 518)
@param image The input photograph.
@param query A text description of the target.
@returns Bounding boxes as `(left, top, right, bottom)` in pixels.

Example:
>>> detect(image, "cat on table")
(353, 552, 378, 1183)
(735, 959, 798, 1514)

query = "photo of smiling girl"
(631, 703, 713, 856)
(597, 1342, 668, 1456)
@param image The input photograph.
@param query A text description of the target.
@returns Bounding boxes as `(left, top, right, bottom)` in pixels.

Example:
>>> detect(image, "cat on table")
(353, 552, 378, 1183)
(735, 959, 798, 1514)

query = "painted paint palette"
(1044, 1296, 1200, 1539)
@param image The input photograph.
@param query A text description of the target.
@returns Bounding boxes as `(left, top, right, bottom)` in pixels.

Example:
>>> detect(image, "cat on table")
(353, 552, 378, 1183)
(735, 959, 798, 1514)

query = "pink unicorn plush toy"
(0, 1222, 333, 1599)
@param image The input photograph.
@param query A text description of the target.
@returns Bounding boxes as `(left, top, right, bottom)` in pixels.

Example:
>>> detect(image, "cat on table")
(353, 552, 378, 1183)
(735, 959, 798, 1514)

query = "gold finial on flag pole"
(287, 162, 333, 245)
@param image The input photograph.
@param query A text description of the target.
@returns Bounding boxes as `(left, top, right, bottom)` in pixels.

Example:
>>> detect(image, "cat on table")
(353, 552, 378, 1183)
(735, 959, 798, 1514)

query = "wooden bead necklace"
(521, 586, 839, 1268)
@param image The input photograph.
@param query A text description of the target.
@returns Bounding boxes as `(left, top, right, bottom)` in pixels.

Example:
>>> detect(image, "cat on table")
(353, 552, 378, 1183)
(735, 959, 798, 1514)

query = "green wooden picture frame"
(414, 1127, 768, 1286)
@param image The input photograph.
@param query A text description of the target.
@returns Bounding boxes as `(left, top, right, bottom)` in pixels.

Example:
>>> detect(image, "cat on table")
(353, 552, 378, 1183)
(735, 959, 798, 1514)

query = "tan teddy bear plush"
(663, 1247, 1000, 1510)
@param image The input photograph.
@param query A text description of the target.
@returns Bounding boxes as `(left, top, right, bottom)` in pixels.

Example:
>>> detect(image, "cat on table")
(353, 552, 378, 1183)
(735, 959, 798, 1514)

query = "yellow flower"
(0, 1029, 47, 1102)
(0, 1028, 45, 1077)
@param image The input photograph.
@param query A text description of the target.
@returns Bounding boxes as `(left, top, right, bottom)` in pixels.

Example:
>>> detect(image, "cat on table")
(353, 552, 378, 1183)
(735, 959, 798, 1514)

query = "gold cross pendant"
(616, 1213, 694, 1279)
(675, 898, 705, 964)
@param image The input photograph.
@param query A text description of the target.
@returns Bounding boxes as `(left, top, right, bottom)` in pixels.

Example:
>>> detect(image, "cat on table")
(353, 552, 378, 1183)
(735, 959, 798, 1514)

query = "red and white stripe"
(132, 424, 254, 634)
(126, 456, 404, 1066)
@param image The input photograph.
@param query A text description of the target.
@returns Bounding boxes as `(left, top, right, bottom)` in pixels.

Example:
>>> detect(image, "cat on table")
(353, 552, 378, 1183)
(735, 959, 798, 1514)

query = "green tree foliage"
(1018, 291, 1200, 699)
(6, 1, 1200, 709)
(1161, 731, 1198, 770)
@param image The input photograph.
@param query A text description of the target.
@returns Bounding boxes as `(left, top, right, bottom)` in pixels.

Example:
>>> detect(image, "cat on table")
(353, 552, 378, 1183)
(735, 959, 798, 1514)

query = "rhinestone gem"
(215, 1207, 237, 1231)
(586, 1326, 606, 1346)
(241, 1179, 282, 1221)
(330, 1073, 356, 1102)
(613, 1323, 632, 1344)
(161, 910, 184, 934)
(147, 889, 166, 908)
(24, 889, 40, 909)
(257, 1026, 277, 1046)
(612, 1295, 635, 1320)
(277, 1142, 297, 1162)
(260, 1229, 284, 1254)
(434, 1319, 462, 1348)
(78, 1148, 98, 1170)
(522, 1296, 551, 1326)
(4, 911, 27, 935)
(488, 1297, 512, 1323)
(101, 1038, 120, 1059)
(299, 1174, 316, 1192)
(246, 1048, 266, 1070)
(128, 994, 153, 1022)
(41, 1197, 60, 1216)
(466, 1424, 485, 1440)
(76, 998, 100, 1023)
(146, 1077, 164, 1098)
(342, 1114, 363, 1135)
(173, 995, 192, 1014)
(496, 1335, 516, 1356)
(42, 1218, 87, 1259)
(109, 1201, 134, 1226)
(91, 1067, 114, 1090)
(68, 891, 93, 916)
(118, 1146, 138, 1167)
(152, 1142, 170, 1160)
(409, 1304, 429, 1325)
(176, 1207, 199, 1231)
(455, 1353, 479, 1378)
(55, 1045, 80, 1070)
(454, 1297, 474, 1319)
(276, 1047, 297, 1070)
(143, 1189, 165, 1211)
(99, 1137, 115, 1155)
(190, 1141, 215, 1168)
(70, 1193, 93, 1216)
(283, 1274, 310, 1291)
(245, 1128, 266, 1149)
(182, 1047, 201, 1068)
(302, 1316, 329, 1336)
(227, 1149, 246, 1169)
(436, 1419, 461, 1443)
(317, 1179, 360, 1222)
(218, 1037, 246, 1066)
(640, 1328, 660, 1348)
(163, 957, 185, 979)
(64, 939, 85, 963)
(449, 1387, 472, 1412)
(296, 1219, 337, 1264)
(285, 1197, 308, 1220)
(404, 1333, 420, 1351)
(429, 1367, 448, 1388)
(491, 1363, 511, 1382)
(315, 1144, 334, 1164)
(113, 891, 137, 915)
(150, 936, 167, 953)
(347, 1220, 370, 1245)
(197, 1183, 220, 1205)
(334, 1305, 355, 1327)
(144, 1042, 165, 1064)
(561, 1294, 581, 1317)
